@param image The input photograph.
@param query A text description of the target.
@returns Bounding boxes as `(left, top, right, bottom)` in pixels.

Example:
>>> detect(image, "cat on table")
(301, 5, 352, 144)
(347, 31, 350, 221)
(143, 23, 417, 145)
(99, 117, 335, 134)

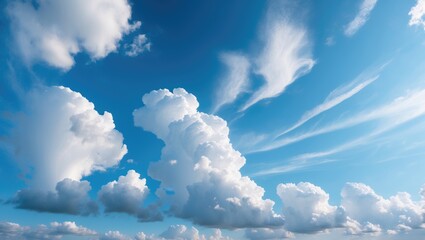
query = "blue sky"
(1, 0, 425, 239)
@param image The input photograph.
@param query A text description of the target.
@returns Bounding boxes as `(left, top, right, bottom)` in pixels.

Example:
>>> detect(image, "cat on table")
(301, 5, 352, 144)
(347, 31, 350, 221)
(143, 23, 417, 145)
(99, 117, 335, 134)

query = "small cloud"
(125, 34, 151, 57)
(409, 0, 425, 30)
(127, 159, 134, 163)
(98, 170, 163, 222)
(325, 36, 335, 46)
(344, 0, 378, 37)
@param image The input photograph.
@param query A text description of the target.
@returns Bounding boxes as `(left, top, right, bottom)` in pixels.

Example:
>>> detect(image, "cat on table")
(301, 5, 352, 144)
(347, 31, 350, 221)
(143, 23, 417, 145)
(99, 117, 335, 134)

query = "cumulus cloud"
(277, 182, 345, 233)
(273, 182, 425, 237)
(409, 0, 425, 30)
(7, 0, 141, 70)
(98, 170, 162, 221)
(125, 34, 151, 57)
(133, 88, 283, 228)
(212, 53, 251, 113)
(9, 85, 127, 191)
(6, 85, 126, 214)
(344, 0, 378, 37)
(240, 6, 315, 111)
(10, 178, 98, 215)
(244, 228, 293, 240)
(0, 221, 96, 240)
(341, 182, 425, 235)
(136, 225, 232, 240)
(101, 231, 132, 240)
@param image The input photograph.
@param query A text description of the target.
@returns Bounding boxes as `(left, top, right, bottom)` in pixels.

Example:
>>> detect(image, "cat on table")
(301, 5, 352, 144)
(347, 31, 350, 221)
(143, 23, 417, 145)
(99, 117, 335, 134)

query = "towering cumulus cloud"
(134, 88, 283, 228)
(7, 0, 141, 70)
(9, 86, 127, 214)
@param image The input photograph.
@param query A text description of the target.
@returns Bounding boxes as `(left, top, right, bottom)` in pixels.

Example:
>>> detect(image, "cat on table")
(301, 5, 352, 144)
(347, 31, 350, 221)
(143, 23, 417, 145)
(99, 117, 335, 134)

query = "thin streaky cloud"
(212, 52, 251, 114)
(274, 64, 384, 139)
(253, 91, 425, 176)
(344, 0, 378, 37)
(252, 87, 425, 154)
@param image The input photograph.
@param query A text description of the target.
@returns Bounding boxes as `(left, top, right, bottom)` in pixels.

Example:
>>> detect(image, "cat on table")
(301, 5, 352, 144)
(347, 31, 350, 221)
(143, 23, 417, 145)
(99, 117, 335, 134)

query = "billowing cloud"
(7, 85, 126, 215)
(136, 225, 232, 240)
(125, 34, 151, 57)
(7, 0, 141, 70)
(212, 53, 251, 113)
(342, 182, 425, 235)
(98, 170, 162, 221)
(272, 181, 425, 237)
(10, 178, 97, 215)
(240, 8, 315, 111)
(101, 231, 132, 240)
(244, 228, 293, 240)
(9, 85, 127, 191)
(409, 0, 425, 30)
(277, 182, 345, 233)
(344, 0, 378, 37)
(133, 88, 283, 228)
(0, 221, 96, 240)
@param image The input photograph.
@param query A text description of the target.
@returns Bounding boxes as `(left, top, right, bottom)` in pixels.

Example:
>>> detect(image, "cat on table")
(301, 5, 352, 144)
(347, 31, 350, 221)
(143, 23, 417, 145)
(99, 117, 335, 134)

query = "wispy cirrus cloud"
(253, 88, 425, 176)
(212, 52, 251, 113)
(344, 0, 378, 37)
(241, 63, 386, 154)
(274, 64, 385, 138)
(212, 0, 315, 113)
(241, 10, 315, 111)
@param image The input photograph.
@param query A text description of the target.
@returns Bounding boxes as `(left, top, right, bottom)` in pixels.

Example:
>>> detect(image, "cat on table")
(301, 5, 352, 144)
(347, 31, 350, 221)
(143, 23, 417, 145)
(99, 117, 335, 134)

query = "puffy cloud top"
(98, 170, 162, 221)
(341, 182, 425, 234)
(7, 0, 140, 70)
(277, 182, 345, 233)
(134, 88, 283, 228)
(10, 86, 127, 190)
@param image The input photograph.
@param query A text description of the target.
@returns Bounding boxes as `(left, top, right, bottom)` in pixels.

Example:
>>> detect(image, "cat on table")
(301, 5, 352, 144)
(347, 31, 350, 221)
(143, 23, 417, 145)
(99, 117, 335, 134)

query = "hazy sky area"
(1, 0, 425, 239)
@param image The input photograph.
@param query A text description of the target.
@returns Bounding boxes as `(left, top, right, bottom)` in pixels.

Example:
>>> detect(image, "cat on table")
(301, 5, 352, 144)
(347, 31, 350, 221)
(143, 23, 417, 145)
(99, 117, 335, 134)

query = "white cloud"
(0, 221, 96, 240)
(212, 52, 251, 113)
(275, 67, 380, 138)
(11, 178, 98, 215)
(409, 0, 425, 30)
(9, 85, 127, 191)
(252, 85, 425, 156)
(277, 182, 345, 233)
(135, 225, 232, 240)
(133, 88, 283, 228)
(7, 0, 140, 70)
(342, 182, 425, 234)
(98, 170, 162, 221)
(344, 0, 378, 37)
(271, 182, 425, 237)
(241, 15, 315, 111)
(245, 228, 294, 240)
(101, 231, 132, 240)
(125, 34, 151, 57)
